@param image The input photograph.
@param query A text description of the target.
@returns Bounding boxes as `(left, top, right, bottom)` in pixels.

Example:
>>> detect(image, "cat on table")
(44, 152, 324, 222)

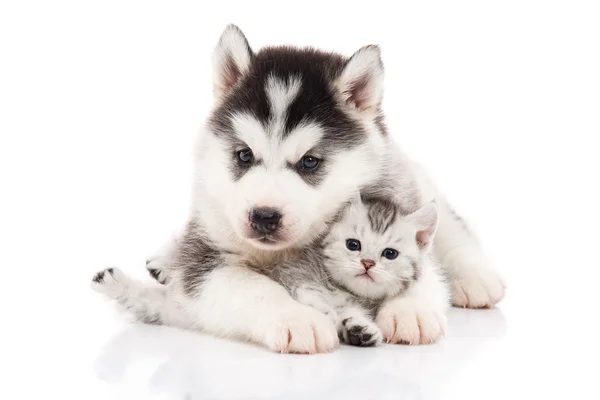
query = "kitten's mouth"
(356, 272, 375, 282)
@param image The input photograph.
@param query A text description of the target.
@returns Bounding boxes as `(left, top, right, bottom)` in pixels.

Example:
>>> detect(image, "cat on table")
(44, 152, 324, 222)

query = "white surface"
(1, 1, 599, 399)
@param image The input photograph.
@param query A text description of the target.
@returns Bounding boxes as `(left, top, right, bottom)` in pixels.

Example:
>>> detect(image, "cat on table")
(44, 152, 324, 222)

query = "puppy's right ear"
(212, 25, 253, 100)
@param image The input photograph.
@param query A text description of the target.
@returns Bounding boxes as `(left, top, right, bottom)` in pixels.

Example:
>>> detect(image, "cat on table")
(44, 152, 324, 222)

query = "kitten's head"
(322, 196, 438, 299)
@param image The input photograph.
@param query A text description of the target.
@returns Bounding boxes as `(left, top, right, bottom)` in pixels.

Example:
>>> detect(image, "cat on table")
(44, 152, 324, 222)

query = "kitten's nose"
(361, 259, 375, 270)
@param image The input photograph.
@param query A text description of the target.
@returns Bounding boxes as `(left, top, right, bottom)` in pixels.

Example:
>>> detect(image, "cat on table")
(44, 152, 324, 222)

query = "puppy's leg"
(145, 228, 184, 285)
(435, 201, 506, 308)
(183, 266, 339, 354)
(146, 261, 170, 285)
(91, 268, 172, 325)
(416, 166, 506, 308)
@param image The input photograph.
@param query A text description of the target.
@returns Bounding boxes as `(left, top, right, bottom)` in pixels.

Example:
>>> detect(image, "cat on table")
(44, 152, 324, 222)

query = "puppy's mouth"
(243, 231, 291, 249)
(256, 236, 279, 245)
(237, 218, 299, 250)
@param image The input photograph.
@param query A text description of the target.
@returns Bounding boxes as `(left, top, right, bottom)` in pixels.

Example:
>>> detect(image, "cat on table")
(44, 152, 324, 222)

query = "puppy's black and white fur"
(92, 25, 505, 353)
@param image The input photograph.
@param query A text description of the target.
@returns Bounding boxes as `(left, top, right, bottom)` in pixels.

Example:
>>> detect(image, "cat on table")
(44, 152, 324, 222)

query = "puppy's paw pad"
(146, 259, 169, 284)
(91, 267, 127, 298)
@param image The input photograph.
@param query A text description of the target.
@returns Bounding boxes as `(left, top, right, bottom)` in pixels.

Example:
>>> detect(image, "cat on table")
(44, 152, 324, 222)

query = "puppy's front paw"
(146, 259, 169, 285)
(450, 268, 506, 309)
(91, 267, 128, 299)
(376, 298, 446, 345)
(265, 306, 339, 354)
(341, 317, 383, 347)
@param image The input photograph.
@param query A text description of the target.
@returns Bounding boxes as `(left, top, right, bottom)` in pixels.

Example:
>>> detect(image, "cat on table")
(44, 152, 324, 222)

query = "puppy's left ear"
(337, 45, 384, 114)
(213, 24, 253, 100)
(406, 201, 439, 250)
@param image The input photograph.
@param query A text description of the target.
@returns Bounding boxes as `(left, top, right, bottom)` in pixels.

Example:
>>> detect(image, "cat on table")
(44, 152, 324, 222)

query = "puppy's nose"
(361, 259, 375, 270)
(250, 207, 282, 235)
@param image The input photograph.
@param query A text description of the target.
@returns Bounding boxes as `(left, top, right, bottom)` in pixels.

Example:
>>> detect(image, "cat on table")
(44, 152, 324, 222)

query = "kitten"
(264, 195, 442, 346)
(98, 195, 444, 347)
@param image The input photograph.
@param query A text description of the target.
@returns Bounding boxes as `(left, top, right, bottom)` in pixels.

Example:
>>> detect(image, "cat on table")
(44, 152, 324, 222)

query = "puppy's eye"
(346, 239, 361, 251)
(382, 248, 398, 260)
(298, 155, 320, 171)
(237, 148, 253, 164)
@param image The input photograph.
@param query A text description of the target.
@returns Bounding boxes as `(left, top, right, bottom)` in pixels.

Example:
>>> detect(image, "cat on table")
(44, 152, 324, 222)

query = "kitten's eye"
(382, 248, 398, 260)
(346, 239, 361, 251)
(237, 148, 253, 164)
(298, 155, 320, 171)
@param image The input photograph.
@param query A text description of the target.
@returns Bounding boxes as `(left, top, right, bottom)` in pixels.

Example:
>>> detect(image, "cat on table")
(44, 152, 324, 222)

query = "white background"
(1, 1, 599, 399)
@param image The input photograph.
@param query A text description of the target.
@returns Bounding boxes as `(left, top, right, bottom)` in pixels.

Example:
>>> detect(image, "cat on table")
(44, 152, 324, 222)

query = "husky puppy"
(92, 25, 505, 353)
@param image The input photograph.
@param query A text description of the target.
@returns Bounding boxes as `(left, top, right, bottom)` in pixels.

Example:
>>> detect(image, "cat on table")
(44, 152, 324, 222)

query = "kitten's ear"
(406, 201, 439, 250)
(213, 24, 253, 100)
(337, 45, 384, 114)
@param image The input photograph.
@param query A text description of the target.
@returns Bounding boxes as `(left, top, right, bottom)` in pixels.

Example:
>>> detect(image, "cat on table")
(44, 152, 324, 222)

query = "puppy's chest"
(225, 248, 303, 272)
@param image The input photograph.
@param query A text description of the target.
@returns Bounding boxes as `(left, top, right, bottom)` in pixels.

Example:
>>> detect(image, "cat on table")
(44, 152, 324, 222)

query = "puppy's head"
(198, 25, 389, 250)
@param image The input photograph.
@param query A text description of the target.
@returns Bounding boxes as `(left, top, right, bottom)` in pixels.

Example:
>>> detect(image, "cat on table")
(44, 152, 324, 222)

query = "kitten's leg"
(91, 267, 172, 325)
(295, 286, 383, 347)
(179, 267, 339, 354)
(337, 305, 384, 347)
(415, 165, 506, 308)
(294, 285, 340, 325)
(376, 264, 449, 345)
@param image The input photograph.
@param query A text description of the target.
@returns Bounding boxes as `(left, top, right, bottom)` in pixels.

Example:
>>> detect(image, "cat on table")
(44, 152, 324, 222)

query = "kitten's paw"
(376, 298, 447, 345)
(146, 259, 169, 285)
(444, 248, 506, 308)
(91, 267, 128, 299)
(341, 317, 383, 347)
(265, 306, 339, 354)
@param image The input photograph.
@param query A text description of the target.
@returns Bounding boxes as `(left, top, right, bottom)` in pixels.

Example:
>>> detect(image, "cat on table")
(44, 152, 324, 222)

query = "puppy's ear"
(337, 45, 384, 114)
(406, 201, 439, 250)
(213, 24, 253, 100)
